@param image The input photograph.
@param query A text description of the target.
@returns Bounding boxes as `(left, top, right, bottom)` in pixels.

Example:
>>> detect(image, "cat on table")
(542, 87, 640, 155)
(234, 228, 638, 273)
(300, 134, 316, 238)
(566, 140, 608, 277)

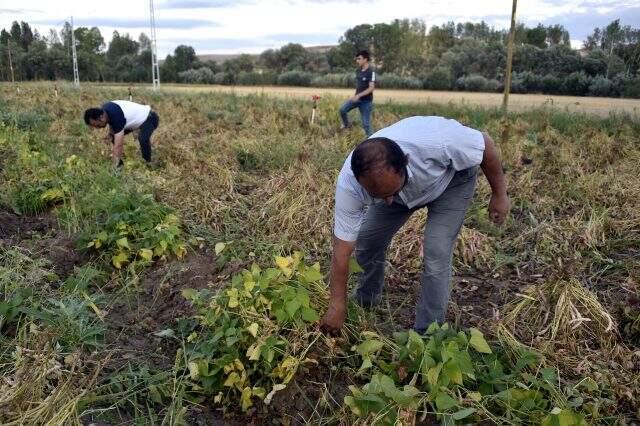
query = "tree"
(526, 24, 547, 48)
(173, 45, 197, 72)
(546, 24, 570, 46)
(138, 33, 151, 52)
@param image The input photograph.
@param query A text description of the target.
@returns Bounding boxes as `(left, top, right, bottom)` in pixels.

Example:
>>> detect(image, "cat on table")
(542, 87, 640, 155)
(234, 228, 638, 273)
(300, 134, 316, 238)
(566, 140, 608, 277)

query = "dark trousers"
(137, 111, 159, 162)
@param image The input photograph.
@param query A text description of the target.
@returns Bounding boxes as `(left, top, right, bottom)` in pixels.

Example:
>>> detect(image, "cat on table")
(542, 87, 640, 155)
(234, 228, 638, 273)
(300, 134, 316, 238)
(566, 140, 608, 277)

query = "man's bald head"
(350, 137, 409, 204)
(351, 137, 407, 180)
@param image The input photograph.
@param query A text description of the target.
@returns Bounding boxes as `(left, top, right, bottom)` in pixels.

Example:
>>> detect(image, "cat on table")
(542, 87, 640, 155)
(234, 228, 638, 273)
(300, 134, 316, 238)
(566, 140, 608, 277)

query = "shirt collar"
(397, 166, 414, 204)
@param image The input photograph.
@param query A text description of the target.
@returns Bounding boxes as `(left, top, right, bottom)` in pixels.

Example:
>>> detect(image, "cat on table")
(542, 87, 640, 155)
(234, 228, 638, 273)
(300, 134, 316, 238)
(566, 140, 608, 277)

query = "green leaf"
(301, 307, 319, 322)
(359, 357, 373, 372)
(215, 242, 226, 255)
(116, 237, 130, 249)
(443, 360, 463, 385)
(348, 257, 364, 273)
(452, 407, 476, 420)
(285, 299, 301, 318)
(435, 391, 458, 411)
(302, 268, 323, 282)
(112, 251, 129, 269)
(356, 339, 385, 357)
(246, 322, 259, 337)
(427, 363, 442, 386)
(469, 328, 492, 354)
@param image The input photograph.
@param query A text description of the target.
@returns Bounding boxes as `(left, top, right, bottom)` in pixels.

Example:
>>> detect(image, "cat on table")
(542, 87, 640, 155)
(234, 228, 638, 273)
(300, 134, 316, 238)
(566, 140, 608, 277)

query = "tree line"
(1, 18, 638, 98)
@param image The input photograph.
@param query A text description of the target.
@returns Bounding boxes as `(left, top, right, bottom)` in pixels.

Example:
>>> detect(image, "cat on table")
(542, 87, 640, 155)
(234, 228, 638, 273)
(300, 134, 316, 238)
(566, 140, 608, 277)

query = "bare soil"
(104, 249, 223, 371)
(0, 208, 85, 279)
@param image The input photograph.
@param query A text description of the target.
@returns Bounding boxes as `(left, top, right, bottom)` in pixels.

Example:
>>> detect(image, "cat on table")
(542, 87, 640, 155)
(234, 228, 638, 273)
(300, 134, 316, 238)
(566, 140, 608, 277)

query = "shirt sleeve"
(370, 70, 375, 83)
(334, 184, 366, 242)
(103, 102, 126, 134)
(443, 126, 485, 171)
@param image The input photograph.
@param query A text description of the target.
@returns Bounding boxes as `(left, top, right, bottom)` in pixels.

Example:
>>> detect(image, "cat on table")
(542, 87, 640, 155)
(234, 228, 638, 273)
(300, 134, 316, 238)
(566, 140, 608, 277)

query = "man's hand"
(319, 302, 346, 335)
(320, 236, 355, 335)
(349, 95, 360, 103)
(488, 192, 509, 225)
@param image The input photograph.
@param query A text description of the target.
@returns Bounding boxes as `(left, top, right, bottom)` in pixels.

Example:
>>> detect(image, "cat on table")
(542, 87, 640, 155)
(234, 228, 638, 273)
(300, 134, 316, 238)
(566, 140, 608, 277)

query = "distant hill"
(196, 45, 336, 64)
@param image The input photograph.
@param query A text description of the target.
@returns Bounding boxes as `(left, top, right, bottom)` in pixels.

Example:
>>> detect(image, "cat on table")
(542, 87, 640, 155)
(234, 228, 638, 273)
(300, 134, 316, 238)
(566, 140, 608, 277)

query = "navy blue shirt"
(102, 102, 127, 134)
(355, 67, 375, 102)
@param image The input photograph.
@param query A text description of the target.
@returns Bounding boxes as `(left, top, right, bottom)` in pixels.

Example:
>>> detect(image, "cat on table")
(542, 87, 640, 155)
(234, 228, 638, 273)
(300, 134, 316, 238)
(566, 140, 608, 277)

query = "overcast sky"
(2, 0, 639, 57)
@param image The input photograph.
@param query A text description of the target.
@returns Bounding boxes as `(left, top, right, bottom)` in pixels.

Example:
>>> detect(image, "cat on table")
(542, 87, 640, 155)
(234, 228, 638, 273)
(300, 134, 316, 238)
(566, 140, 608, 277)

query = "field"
(111, 83, 640, 118)
(1, 81, 639, 425)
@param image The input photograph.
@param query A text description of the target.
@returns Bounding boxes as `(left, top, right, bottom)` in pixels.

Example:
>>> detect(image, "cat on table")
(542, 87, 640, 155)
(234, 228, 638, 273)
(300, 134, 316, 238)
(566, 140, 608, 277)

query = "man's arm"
(351, 82, 375, 102)
(112, 130, 125, 168)
(480, 132, 509, 224)
(320, 236, 355, 334)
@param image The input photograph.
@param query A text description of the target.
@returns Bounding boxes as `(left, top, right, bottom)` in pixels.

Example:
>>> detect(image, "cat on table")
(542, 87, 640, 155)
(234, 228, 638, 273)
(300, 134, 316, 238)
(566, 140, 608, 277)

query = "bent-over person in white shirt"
(320, 116, 510, 334)
(84, 100, 159, 168)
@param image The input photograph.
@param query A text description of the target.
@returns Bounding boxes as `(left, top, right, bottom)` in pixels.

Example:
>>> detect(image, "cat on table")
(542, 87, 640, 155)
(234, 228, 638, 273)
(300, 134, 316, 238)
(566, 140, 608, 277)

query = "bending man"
(84, 100, 159, 168)
(320, 116, 509, 334)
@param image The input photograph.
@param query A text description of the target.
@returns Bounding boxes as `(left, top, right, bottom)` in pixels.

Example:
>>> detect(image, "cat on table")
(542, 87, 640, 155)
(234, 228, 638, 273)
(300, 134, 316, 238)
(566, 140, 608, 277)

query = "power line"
(149, 0, 160, 90)
(71, 16, 80, 87)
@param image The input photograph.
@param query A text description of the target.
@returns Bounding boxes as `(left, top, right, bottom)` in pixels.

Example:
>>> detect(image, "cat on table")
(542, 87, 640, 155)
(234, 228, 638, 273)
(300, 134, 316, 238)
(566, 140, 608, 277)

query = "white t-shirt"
(112, 100, 151, 131)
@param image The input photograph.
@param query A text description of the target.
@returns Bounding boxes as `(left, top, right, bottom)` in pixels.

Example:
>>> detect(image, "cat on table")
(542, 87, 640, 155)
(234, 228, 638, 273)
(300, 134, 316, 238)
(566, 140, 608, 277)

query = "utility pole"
(149, 0, 160, 90)
(502, 0, 517, 112)
(7, 39, 15, 83)
(71, 16, 80, 87)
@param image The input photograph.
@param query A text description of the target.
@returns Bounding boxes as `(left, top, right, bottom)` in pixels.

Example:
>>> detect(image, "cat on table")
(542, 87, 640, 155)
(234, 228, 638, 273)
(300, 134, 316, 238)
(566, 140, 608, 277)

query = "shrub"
(542, 74, 563, 94)
(423, 67, 454, 90)
(588, 76, 613, 97)
(213, 72, 236, 85)
(310, 73, 353, 88)
(376, 73, 423, 90)
(178, 67, 216, 84)
(277, 71, 312, 87)
(236, 71, 278, 86)
(455, 74, 489, 92)
(563, 71, 591, 96)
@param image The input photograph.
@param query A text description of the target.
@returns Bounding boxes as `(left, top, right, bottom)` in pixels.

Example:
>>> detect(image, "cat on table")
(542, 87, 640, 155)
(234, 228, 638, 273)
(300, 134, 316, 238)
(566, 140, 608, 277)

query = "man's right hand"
(319, 302, 346, 335)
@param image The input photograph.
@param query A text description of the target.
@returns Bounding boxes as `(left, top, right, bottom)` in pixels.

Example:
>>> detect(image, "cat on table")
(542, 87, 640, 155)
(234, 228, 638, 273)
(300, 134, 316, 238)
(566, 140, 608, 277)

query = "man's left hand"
(488, 192, 509, 225)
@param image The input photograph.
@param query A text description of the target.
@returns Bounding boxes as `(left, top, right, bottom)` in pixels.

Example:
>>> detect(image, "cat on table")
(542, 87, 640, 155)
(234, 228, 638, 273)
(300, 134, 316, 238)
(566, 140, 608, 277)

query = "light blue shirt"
(334, 116, 485, 242)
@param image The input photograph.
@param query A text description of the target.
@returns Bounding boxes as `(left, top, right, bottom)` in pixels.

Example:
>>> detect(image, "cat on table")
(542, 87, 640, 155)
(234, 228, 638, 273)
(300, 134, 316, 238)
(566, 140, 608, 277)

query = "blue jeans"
(339, 99, 373, 136)
(352, 167, 479, 331)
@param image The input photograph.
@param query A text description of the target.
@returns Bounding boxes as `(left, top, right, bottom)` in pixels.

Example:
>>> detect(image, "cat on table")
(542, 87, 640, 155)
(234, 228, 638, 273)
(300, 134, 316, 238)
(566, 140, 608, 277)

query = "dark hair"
(84, 107, 104, 125)
(351, 137, 407, 180)
(356, 50, 370, 61)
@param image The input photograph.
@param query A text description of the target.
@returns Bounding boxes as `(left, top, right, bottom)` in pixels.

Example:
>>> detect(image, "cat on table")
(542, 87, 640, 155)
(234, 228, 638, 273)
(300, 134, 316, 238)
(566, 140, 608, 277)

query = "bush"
(213, 72, 236, 85)
(277, 71, 313, 87)
(563, 71, 591, 96)
(310, 73, 353, 88)
(376, 73, 423, 90)
(588, 76, 613, 97)
(512, 72, 543, 93)
(542, 74, 563, 94)
(616, 75, 640, 98)
(423, 67, 454, 90)
(178, 67, 216, 84)
(455, 74, 489, 92)
(236, 71, 278, 86)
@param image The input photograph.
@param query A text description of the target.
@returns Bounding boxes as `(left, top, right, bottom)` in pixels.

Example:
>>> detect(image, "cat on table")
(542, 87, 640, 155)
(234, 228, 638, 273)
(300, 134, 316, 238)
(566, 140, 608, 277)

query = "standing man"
(320, 116, 509, 334)
(339, 50, 375, 136)
(84, 100, 159, 168)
